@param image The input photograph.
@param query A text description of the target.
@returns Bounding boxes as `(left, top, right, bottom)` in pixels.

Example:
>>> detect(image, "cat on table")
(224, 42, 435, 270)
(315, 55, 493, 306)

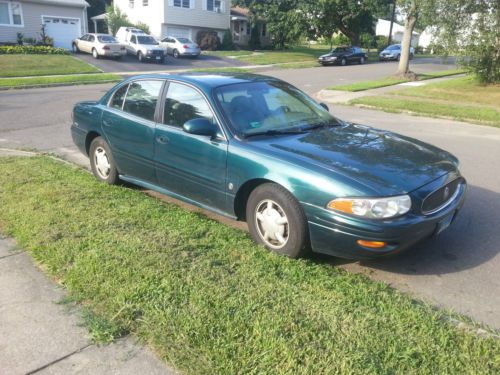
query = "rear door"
(154, 81, 228, 210)
(101, 79, 165, 182)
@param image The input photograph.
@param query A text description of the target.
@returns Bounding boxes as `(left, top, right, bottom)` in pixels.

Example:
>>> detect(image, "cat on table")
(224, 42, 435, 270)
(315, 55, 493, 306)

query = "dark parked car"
(318, 46, 368, 66)
(71, 73, 466, 259)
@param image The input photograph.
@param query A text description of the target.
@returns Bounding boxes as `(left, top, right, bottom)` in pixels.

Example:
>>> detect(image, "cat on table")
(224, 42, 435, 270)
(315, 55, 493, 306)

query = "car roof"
(122, 72, 282, 91)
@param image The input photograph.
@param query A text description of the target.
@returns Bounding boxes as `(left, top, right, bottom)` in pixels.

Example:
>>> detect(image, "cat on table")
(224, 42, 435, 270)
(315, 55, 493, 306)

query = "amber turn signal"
(357, 240, 387, 249)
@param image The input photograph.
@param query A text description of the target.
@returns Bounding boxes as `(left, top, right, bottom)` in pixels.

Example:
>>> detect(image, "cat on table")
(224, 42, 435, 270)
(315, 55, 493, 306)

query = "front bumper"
(379, 54, 397, 61)
(305, 174, 467, 259)
(318, 58, 338, 65)
(145, 51, 165, 61)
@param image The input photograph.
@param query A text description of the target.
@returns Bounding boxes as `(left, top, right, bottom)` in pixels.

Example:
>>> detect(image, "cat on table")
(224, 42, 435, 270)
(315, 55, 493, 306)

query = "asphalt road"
(1, 60, 498, 329)
(75, 51, 248, 72)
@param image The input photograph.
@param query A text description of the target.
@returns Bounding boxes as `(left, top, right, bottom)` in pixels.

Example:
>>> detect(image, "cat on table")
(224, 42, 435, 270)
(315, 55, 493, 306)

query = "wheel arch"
(85, 131, 101, 155)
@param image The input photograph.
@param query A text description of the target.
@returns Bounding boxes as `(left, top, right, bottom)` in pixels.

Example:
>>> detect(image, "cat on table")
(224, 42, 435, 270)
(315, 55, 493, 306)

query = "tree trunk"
(396, 0, 418, 78)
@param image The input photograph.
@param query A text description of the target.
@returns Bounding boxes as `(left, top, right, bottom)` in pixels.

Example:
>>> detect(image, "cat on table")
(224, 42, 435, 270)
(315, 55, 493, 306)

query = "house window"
(129, 0, 134, 8)
(262, 23, 266, 37)
(173, 0, 190, 8)
(143, 0, 148, 5)
(0, 1, 23, 26)
(207, 0, 222, 12)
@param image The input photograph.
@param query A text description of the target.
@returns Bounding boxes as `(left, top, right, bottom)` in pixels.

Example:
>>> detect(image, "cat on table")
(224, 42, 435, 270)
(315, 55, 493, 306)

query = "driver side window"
(163, 82, 214, 128)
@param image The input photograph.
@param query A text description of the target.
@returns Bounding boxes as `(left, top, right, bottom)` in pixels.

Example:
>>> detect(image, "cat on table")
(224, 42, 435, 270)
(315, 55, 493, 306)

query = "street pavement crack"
(25, 344, 93, 374)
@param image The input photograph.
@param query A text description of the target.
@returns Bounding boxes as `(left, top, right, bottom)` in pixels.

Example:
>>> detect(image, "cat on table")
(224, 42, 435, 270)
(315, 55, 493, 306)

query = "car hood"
(381, 49, 398, 54)
(247, 124, 458, 196)
(319, 52, 343, 58)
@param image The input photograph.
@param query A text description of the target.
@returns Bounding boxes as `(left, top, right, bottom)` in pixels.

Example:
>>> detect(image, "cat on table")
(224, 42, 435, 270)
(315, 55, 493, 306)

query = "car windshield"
(331, 47, 348, 53)
(177, 38, 192, 43)
(215, 81, 340, 137)
(137, 36, 158, 45)
(387, 45, 400, 50)
(98, 35, 117, 43)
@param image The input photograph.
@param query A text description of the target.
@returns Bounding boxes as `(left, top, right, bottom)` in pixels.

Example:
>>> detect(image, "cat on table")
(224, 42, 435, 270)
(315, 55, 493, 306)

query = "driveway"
(1, 61, 498, 330)
(74, 52, 248, 73)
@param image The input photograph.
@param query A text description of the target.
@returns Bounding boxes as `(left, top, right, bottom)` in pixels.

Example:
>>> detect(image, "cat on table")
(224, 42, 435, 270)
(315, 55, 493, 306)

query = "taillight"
(102, 46, 110, 50)
(183, 44, 189, 48)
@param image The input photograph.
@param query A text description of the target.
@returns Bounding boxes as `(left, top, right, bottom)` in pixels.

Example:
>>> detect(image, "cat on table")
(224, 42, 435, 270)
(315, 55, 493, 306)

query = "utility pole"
(388, 0, 397, 46)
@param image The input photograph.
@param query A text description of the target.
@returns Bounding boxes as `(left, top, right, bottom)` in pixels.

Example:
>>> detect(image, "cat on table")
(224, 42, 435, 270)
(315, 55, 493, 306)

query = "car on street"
(159, 36, 201, 58)
(115, 27, 165, 63)
(379, 44, 415, 61)
(318, 46, 368, 66)
(72, 33, 126, 59)
(71, 73, 466, 260)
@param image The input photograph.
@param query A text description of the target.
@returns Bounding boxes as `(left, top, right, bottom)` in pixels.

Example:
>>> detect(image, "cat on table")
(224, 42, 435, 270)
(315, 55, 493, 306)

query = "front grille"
(151, 50, 163, 55)
(422, 178, 463, 214)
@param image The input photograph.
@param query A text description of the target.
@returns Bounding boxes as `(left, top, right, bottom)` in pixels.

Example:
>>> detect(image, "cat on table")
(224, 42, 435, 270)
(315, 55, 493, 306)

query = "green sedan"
(71, 73, 466, 259)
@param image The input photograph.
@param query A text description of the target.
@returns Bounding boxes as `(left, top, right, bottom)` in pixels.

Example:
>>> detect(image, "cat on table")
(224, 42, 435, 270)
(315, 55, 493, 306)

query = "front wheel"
(246, 183, 309, 258)
(410, 53, 414, 60)
(359, 57, 365, 64)
(89, 137, 119, 184)
(340, 58, 347, 66)
(72, 43, 79, 53)
(138, 51, 144, 62)
(396, 54, 400, 61)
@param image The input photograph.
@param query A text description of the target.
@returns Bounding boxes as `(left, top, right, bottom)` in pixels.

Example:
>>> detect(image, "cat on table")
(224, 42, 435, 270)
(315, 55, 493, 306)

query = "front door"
(102, 79, 164, 182)
(154, 81, 228, 210)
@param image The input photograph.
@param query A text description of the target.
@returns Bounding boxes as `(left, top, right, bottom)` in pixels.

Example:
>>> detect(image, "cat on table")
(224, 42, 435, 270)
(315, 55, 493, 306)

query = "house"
(230, 6, 270, 47)
(112, 0, 230, 41)
(0, 0, 89, 49)
(376, 18, 419, 46)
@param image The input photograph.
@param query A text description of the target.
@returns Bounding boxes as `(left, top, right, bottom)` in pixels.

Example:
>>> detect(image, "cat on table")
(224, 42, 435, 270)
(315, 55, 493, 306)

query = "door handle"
(103, 119, 113, 127)
(156, 135, 169, 144)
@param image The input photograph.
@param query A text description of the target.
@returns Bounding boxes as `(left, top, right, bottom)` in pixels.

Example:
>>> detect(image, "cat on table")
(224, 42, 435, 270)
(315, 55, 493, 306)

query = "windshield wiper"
(244, 129, 308, 138)
(304, 121, 342, 131)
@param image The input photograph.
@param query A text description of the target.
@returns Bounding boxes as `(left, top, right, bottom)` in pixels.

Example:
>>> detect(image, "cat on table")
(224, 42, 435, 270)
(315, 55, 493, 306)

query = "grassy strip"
(328, 69, 466, 92)
(0, 74, 121, 88)
(350, 96, 500, 126)
(202, 50, 255, 58)
(189, 67, 251, 73)
(0, 55, 101, 77)
(0, 156, 498, 375)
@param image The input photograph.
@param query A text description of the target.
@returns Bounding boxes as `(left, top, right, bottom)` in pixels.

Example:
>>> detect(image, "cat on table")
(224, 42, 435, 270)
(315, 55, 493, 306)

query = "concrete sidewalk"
(0, 235, 175, 375)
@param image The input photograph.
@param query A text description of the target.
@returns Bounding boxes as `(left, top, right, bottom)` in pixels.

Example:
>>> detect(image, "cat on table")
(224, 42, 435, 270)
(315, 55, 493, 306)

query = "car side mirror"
(319, 102, 329, 111)
(183, 118, 215, 137)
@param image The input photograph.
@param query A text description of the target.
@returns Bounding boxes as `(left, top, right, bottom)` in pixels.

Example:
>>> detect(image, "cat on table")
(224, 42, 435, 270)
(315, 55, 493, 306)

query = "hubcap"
(255, 199, 289, 249)
(94, 146, 111, 179)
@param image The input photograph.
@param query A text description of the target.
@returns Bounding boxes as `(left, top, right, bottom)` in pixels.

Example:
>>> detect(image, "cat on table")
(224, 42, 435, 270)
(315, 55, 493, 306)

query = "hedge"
(0, 45, 69, 55)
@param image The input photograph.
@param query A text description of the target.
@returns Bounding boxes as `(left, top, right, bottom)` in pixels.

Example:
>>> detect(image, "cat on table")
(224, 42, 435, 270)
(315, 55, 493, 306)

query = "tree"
(104, 5, 150, 35)
(435, 0, 499, 83)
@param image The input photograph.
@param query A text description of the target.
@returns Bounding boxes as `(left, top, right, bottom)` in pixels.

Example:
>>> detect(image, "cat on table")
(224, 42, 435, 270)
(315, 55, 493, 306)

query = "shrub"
(0, 45, 69, 55)
(135, 21, 150, 35)
(22, 37, 37, 45)
(360, 33, 375, 49)
(331, 33, 350, 47)
(16, 32, 23, 45)
(196, 30, 220, 51)
(375, 35, 389, 51)
(221, 29, 234, 50)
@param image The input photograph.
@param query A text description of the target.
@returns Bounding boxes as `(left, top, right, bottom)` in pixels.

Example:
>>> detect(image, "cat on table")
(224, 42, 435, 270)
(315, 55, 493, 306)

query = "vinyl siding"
(113, 0, 164, 37)
(164, 0, 229, 32)
(0, 0, 86, 43)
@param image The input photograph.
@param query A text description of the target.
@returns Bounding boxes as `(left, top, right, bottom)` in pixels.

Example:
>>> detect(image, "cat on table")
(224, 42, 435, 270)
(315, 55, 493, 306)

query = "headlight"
(147, 50, 153, 54)
(327, 195, 411, 219)
(328, 56, 337, 60)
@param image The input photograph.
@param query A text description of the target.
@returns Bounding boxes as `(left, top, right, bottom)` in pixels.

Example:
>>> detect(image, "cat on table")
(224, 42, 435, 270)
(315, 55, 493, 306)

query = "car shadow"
(313, 184, 500, 275)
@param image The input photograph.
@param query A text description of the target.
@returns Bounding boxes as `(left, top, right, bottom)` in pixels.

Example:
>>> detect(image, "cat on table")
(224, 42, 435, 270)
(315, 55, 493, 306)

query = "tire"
(341, 58, 347, 66)
(410, 53, 414, 60)
(359, 57, 365, 64)
(138, 51, 144, 62)
(246, 183, 309, 258)
(72, 43, 79, 54)
(396, 54, 400, 61)
(89, 137, 119, 185)
(92, 48, 99, 59)
(173, 49, 179, 58)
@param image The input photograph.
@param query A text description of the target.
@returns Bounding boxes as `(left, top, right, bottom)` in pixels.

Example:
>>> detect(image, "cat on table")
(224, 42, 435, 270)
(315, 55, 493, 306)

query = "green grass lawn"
(0, 73, 121, 88)
(0, 54, 101, 77)
(350, 76, 500, 127)
(0, 156, 498, 375)
(328, 69, 466, 92)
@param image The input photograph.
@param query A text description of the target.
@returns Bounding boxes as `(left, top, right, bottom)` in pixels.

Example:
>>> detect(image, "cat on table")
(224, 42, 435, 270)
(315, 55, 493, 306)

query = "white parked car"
(159, 36, 201, 58)
(72, 33, 126, 59)
(115, 27, 165, 63)
(379, 44, 415, 61)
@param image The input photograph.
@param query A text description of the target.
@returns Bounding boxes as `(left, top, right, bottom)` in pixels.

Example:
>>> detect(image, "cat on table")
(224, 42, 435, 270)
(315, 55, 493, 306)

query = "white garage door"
(167, 27, 191, 40)
(43, 17, 80, 50)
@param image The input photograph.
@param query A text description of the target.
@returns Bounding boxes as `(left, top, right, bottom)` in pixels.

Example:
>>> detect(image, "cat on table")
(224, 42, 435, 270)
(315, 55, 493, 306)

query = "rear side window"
(110, 84, 129, 110)
(163, 82, 214, 128)
(123, 80, 164, 121)
(88, 35, 95, 42)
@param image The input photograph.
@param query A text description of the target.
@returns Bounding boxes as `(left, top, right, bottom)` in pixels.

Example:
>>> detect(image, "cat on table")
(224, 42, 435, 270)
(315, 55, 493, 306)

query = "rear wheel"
(341, 57, 347, 66)
(173, 49, 180, 58)
(246, 183, 309, 258)
(410, 52, 414, 60)
(359, 57, 365, 64)
(92, 48, 99, 59)
(396, 54, 400, 61)
(89, 137, 119, 185)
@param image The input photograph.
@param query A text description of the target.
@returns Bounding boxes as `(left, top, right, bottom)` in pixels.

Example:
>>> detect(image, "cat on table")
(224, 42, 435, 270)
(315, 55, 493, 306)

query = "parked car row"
(317, 44, 416, 66)
(72, 27, 201, 63)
